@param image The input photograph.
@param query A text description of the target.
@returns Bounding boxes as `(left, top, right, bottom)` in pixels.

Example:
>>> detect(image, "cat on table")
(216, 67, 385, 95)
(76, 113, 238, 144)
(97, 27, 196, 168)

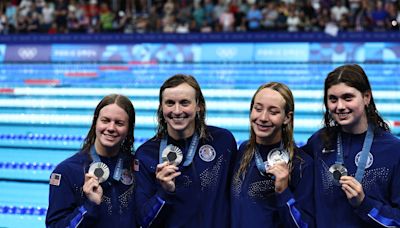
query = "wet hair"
(81, 94, 135, 156)
(321, 64, 389, 149)
(156, 74, 209, 140)
(237, 82, 295, 179)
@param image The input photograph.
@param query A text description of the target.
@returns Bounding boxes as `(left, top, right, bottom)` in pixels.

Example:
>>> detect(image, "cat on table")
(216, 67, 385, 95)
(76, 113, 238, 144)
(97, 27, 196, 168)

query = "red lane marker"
(99, 66, 129, 71)
(394, 121, 400, 127)
(64, 72, 98, 77)
(24, 79, 60, 85)
(0, 88, 14, 94)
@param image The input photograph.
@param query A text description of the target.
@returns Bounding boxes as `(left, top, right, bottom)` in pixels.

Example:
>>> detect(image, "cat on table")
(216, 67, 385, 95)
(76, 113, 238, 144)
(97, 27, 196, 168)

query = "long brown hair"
(81, 94, 135, 156)
(156, 74, 209, 140)
(321, 64, 389, 149)
(237, 82, 295, 179)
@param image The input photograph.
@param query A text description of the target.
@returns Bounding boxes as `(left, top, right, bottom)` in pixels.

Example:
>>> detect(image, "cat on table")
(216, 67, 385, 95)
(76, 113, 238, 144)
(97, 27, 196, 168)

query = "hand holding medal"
(83, 173, 103, 205)
(157, 145, 183, 192)
(339, 176, 365, 207)
(266, 160, 289, 193)
(156, 161, 181, 192)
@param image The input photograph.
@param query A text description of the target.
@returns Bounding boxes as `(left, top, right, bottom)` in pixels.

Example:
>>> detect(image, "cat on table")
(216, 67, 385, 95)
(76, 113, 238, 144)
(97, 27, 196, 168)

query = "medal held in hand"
(162, 144, 183, 166)
(265, 148, 290, 169)
(329, 163, 348, 184)
(88, 162, 110, 183)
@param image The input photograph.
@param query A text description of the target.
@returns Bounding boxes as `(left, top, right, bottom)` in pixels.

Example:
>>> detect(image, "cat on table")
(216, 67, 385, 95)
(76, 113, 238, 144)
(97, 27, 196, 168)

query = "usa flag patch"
(50, 173, 61, 186)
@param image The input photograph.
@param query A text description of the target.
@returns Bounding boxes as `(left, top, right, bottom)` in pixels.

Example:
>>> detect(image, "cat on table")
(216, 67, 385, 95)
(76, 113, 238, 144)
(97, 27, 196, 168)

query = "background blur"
(1, 0, 400, 227)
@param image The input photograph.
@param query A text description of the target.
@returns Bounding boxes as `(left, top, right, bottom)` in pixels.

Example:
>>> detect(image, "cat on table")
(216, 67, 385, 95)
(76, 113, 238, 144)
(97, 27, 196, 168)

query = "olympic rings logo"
(17, 47, 38, 60)
(216, 47, 238, 59)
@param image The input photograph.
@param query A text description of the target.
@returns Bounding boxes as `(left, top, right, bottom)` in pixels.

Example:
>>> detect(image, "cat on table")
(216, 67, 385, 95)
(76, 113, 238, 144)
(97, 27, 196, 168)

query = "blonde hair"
(236, 82, 295, 179)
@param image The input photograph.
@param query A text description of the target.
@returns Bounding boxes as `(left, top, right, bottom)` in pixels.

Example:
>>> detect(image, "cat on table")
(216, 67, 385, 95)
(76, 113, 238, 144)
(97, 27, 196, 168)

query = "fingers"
(339, 176, 362, 192)
(339, 176, 365, 207)
(266, 162, 289, 193)
(266, 161, 289, 178)
(83, 173, 100, 193)
(156, 162, 181, 182)
(83, 173, 103, 204)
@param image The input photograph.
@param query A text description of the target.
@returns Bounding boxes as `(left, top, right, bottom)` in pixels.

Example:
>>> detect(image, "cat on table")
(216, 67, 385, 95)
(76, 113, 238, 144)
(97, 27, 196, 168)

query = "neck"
(94, 141, 119, 157)
(167, 126, 195, 141)
(256, 132, 282, 146)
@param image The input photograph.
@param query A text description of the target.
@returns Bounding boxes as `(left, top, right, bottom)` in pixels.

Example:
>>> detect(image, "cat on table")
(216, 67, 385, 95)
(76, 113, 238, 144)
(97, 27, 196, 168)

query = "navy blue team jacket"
(134, 126, 237, 228)
(230, 141, 315, 228)
(46, 151, 136, 227)
(302, 128, 400, 227)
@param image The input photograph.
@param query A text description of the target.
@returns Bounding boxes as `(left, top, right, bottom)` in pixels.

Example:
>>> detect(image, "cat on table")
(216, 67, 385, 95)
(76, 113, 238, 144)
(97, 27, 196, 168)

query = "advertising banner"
(5, 45, 51, 62)
(201, 44, 253, 62)
(52, 45, 103, 62)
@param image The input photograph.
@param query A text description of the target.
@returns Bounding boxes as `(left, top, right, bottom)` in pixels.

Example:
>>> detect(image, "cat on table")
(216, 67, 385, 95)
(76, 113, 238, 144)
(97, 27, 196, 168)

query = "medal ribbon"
(90, 146, 123, 182)
(336, 125, 374, 182)
(159, 133, 199, 166)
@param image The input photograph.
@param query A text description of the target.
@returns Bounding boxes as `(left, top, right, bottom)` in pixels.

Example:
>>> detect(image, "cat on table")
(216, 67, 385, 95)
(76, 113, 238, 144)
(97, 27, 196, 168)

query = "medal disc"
(162, 144, 183, 166)
(267, 148, 289, 166)
(329, 163, 348, 181)
(88, 162, 110, 183)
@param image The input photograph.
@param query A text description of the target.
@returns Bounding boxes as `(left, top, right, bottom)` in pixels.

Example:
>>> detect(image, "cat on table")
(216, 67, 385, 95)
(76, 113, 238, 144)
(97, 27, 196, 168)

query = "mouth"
(255, 122, 273, 131)
(168, 114, 188, 122)
(335, 112, 351, 119)
(103, 133, 118, 140)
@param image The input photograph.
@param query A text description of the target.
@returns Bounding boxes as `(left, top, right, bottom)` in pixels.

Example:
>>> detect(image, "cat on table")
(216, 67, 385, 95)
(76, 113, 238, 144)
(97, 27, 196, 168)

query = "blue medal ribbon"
(90, 146, 123, 182)
(159, 133, 199, 166)
(336, 125, 374, 182)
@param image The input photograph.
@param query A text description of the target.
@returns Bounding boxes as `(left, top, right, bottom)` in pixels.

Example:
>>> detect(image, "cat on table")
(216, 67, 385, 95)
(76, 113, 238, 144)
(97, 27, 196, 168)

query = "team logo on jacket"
(199, 145, 216, 162)
(121, 169, 134, 185)
(354, 152, 373, 169)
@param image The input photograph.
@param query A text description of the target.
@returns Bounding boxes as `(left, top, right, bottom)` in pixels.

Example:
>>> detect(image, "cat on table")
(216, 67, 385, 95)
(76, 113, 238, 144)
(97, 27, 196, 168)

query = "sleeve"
(276, 155, 315, 228)
(45, 166, 100, 228)
(134, 149, 176, 228)
(354, 159, 400, 227)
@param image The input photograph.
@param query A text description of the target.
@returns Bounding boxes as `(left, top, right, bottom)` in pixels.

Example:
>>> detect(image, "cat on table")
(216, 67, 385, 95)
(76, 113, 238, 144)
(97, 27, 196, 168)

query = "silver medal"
(266, 148, 289, 167)
(329, 163, 348, 182)
(162, 144, 183, 166)
(88, 162, 110, 183)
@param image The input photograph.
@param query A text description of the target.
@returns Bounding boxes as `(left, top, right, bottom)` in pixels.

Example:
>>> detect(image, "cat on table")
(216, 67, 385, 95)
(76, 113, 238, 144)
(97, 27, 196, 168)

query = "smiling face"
(250, 88, 291, 145)
(94, 103, 129, 157)
(327, 82, 371, 134)
(161, 83, 200, 140)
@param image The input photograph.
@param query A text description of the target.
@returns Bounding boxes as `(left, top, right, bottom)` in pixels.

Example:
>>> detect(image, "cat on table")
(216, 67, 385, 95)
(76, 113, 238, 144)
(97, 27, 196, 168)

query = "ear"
(363, 90, 371, 106)
(283, 111, 293, 125)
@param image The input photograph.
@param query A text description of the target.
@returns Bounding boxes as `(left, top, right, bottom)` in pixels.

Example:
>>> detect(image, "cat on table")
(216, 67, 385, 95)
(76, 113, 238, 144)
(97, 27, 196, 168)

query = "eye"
(328, 96, 337, 103)
(344, 95, 353, 101)
(165, 100, 175, 107)
(253, 105, 263, 112)
(115, 121, 125, 127)
(100, 118, 110, 123)
(180, 100, 191, 106)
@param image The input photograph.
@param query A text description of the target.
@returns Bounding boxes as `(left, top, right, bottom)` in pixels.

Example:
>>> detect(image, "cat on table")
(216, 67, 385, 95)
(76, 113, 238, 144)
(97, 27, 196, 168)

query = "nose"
(337, 99, 345, 110)
(259, 110, 269, 121)
(173, 104, 181, 114)
(107, 122, 116, 131)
